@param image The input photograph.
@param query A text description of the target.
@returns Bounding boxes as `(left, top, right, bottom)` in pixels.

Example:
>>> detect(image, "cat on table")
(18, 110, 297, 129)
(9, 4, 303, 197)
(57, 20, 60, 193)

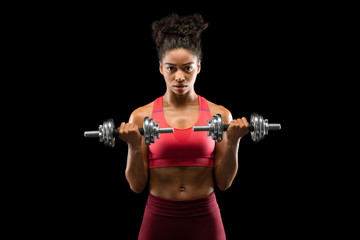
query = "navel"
(179, 186, 186, 192)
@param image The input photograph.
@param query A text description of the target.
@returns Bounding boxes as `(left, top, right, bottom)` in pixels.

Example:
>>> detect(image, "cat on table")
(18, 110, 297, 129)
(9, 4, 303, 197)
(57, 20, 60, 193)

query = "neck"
(163, 89, 198, 107)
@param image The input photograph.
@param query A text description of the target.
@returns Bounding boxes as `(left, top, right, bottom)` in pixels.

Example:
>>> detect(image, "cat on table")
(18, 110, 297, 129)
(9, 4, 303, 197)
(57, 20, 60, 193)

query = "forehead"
(162, 49, 198, 64)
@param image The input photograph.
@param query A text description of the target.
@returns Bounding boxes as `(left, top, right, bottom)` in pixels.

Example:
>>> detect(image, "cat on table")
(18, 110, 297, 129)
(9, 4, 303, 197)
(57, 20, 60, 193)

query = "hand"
(226, 117, 249, 144)
(118, 122, 142, 148)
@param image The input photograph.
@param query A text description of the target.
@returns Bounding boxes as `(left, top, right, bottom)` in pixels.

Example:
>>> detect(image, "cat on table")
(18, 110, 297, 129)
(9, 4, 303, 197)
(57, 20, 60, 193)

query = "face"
(159, 48, 201, 95)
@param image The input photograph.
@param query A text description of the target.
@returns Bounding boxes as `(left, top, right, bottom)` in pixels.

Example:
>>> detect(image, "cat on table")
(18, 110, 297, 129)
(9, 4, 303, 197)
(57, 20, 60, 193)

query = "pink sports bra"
(148, 95, 215, 168)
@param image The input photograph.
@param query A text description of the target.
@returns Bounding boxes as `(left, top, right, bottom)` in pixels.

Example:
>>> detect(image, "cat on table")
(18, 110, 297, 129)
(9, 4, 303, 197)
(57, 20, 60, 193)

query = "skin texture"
(118, 48, 249, 200)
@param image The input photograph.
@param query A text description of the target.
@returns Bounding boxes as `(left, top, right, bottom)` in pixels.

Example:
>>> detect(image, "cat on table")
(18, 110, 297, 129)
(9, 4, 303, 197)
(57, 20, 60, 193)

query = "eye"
(167, 67, 175, 72)
(185, 66, 193, 72)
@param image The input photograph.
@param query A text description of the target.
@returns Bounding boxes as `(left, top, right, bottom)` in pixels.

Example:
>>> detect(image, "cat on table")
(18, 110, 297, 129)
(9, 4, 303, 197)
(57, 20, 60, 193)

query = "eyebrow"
(164, 62, 195, 66)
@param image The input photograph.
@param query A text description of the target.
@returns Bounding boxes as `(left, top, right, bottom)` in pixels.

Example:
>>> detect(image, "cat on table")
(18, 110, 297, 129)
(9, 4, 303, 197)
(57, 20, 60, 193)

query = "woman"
(118, 13, 249, 240)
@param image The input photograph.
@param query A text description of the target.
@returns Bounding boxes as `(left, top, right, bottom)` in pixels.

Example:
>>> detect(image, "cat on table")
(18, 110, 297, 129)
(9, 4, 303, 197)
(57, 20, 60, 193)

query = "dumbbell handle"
(193, 123, 281, 132)
(114, 128, 174, 135)
(223, 124, 254, 132)
(84, 128, 144, 138)
(114, 128, 144, 136)
(224, 123, 281, 131)
(84, 131, 103, 138)
(84, 128, 174, 138)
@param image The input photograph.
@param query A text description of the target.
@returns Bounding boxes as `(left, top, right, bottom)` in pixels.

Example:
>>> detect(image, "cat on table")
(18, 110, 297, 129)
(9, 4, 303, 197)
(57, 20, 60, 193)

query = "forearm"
(214, 139, 240, 191)
(125, 145, 148, 193)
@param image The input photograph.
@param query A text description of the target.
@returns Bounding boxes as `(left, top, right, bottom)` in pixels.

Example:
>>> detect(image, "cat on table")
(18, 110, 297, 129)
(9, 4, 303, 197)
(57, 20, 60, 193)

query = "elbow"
(215, 170, 237, 191)
(129, 184, 145, 194)
(125, 171, 147, 194)
(127, 178, 146, 193)
(217, 182, 232, 191)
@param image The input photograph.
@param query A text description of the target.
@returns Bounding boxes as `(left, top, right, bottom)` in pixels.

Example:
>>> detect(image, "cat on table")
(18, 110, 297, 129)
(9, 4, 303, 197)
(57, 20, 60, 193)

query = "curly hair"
(152, 13, 208, 61)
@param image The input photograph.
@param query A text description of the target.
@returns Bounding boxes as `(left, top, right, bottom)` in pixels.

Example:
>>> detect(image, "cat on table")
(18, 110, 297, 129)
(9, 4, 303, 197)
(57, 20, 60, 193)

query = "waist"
(146, 192, 219, 217)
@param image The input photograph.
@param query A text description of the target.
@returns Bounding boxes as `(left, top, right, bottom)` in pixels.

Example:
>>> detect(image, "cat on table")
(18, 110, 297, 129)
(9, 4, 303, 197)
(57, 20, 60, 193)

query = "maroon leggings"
(138, 192, 226, 240)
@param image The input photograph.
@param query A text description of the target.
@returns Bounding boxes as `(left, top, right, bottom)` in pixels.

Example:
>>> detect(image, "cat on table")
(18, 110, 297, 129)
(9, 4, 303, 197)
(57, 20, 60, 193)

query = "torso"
(137, 96, 223, 200)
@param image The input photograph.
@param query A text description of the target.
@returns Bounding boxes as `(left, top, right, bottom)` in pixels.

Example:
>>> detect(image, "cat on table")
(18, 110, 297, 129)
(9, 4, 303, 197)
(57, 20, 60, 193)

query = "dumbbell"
(193, 113, 281, 142)
(84, 117, 174, 147)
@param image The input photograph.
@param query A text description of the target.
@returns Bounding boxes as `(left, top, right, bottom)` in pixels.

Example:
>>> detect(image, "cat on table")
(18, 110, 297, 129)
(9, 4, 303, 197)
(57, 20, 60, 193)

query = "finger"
(129, 123, 137, 132)
(241, 117, 249, 128)
(237, 118, 244, 128)
(230, 119, 238, 127)
(241, 117, 248, 123)
(119, 122, 126, 134)
(124, 123, 130, 133)
(132, 123, 138, 131)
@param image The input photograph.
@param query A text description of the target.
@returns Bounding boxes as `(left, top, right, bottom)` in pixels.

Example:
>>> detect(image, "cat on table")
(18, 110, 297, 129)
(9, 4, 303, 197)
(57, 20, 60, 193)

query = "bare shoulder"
(128, 101, 154, 126)
(206, 99, 233, 124)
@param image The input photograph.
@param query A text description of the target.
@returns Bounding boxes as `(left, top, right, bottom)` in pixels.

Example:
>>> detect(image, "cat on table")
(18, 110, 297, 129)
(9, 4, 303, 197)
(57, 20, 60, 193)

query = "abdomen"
(149, 166, 214, 200)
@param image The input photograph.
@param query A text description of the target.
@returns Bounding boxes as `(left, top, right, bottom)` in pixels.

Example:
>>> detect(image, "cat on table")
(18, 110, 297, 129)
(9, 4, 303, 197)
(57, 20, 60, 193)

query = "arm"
(118, 108, 149, 193)
(213, 107, 249, 191)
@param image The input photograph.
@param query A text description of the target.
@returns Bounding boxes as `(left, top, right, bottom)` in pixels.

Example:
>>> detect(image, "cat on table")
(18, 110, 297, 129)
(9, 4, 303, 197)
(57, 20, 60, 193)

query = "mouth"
(173, 85, 188, 91)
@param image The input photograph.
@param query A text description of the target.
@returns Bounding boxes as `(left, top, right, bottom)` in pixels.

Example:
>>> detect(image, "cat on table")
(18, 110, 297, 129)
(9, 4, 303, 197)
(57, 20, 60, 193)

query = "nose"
(175, 70, 185, 82)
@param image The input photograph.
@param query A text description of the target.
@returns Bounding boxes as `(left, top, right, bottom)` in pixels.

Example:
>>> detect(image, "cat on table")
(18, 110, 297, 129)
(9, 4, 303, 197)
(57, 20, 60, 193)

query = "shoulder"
(206, 99, 233, 124)
(128, 101, 154, 126)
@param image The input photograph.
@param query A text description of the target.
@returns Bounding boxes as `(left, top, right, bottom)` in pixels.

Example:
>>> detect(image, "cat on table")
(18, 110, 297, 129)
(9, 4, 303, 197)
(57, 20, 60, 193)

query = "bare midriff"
(149, 166, 214, 200)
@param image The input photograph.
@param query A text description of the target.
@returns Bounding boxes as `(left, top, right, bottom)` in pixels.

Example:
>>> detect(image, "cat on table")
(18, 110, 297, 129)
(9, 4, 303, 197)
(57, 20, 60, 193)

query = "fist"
(226, 117, 249, 143)
(118, 122, 142, 148)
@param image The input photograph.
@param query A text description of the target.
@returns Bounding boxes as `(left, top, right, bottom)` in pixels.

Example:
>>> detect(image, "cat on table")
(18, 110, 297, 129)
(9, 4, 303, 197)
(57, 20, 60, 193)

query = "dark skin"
(118, 48, 249, 200)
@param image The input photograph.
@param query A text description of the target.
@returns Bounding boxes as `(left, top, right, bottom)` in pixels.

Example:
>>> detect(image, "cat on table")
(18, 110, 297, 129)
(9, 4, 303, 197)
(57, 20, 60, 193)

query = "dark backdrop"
(35, 3, 325, 239)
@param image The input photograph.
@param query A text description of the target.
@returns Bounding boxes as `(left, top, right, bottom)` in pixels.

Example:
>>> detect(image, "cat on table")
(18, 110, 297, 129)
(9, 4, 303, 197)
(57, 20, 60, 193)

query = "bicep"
(129, 108, 149, 170)
(214, 108, 233, 167)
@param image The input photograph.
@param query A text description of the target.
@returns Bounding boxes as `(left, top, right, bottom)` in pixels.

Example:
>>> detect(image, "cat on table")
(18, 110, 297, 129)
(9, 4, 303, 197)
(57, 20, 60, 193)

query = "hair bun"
(152, 13, 208, 48)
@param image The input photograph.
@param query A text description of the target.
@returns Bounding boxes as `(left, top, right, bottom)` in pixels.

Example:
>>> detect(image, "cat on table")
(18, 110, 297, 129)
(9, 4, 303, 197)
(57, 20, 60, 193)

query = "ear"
(197, 60, 201, 74)
(159, 61, 164, 75)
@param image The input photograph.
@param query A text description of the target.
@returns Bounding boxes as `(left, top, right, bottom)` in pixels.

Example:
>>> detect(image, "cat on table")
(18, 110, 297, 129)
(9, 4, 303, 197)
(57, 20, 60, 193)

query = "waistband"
(146, 192, 219, 217)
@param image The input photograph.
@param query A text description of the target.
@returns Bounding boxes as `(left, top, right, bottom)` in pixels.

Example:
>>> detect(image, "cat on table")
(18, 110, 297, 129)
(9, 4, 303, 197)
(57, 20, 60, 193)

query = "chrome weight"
(101, 119, 116, 147)
(250, 113, 281, 142)
(143, 117, 158, 145)
(143, 117, 174, 145)
(84, 117, 174, 147)
(206, 114, 224, 142)
(193, 113, 281, 142)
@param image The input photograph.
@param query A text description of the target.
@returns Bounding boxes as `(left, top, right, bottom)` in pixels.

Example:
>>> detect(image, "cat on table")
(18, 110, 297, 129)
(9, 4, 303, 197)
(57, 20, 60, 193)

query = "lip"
(173, 85, 188, 91)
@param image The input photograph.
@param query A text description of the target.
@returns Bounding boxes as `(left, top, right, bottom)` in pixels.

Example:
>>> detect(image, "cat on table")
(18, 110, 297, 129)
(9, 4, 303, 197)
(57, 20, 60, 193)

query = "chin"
(173, 89, 189, 95)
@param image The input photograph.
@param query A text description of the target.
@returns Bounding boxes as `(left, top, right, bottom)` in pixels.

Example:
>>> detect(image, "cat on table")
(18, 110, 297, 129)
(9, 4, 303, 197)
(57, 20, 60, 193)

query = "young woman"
(118, 13, 249, 240)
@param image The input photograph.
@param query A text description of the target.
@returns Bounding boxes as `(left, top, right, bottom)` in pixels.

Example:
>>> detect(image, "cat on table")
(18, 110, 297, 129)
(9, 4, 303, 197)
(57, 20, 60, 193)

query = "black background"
(19, 2, 340, 239)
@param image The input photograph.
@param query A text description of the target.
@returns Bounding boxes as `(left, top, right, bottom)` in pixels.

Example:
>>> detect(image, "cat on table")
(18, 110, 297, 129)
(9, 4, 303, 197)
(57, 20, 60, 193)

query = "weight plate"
(250, 114, 259, 142)
(149, 118, 155, 144)
(251, 113, 265, 142)
(210, 115, 216, 141)
(143, 117, 150, 145)
(216, 114, 224, 142)
(103, 119, 115, 147)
